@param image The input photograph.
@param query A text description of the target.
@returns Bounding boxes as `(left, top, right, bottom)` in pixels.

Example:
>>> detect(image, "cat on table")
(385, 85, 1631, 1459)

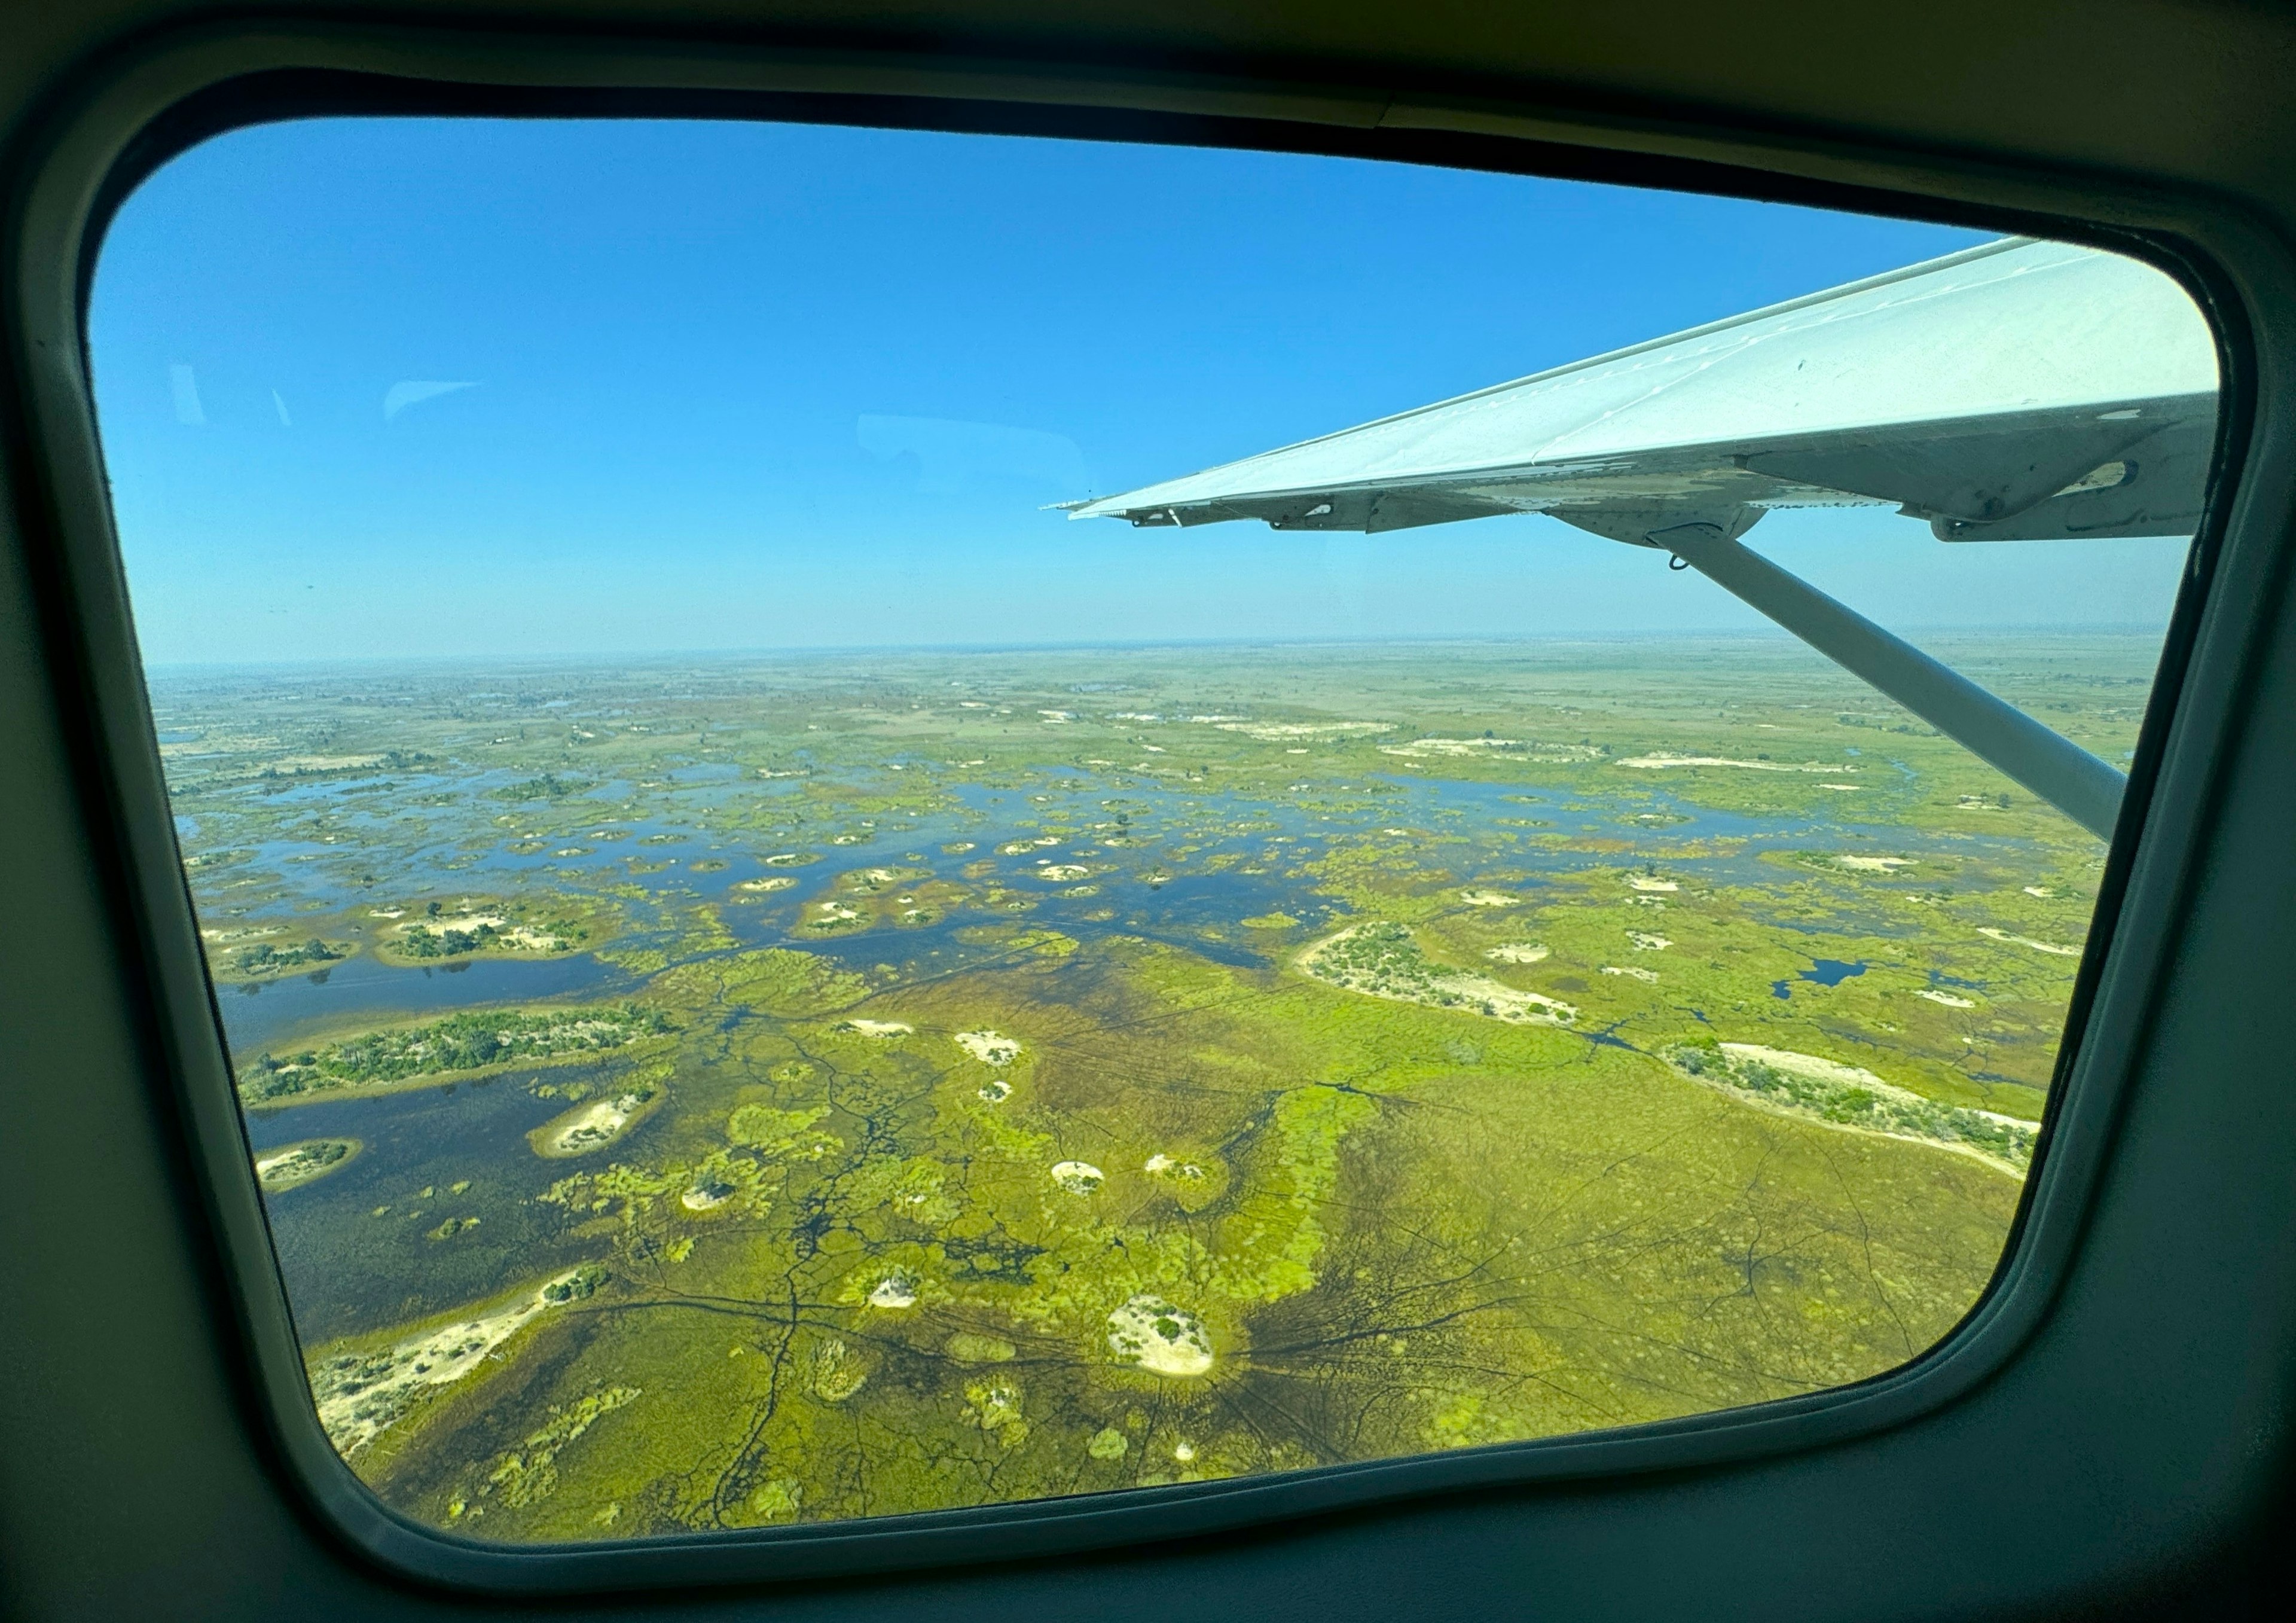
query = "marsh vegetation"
(164, 637, 2137, 1540)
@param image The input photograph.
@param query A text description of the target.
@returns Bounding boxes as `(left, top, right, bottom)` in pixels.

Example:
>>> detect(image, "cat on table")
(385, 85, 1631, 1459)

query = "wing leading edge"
(1068, 237, 2220, 840)
(1069, 237, 2217, 546)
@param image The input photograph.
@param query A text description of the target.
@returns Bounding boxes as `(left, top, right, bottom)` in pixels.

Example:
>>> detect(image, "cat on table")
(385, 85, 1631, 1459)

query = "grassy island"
(239, 1005, 670, 1104)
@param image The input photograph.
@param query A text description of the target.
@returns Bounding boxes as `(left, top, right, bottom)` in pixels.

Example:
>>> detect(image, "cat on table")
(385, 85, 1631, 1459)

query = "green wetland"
(163, 635, 2148, 1540)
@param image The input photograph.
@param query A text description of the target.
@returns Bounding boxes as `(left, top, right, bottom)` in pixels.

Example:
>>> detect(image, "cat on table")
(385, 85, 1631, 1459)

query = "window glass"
(90, 118, 2212, 1542)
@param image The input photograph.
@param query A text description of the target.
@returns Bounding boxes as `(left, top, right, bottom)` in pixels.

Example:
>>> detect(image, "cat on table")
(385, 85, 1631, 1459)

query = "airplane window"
(88, 117, 2215, 1543)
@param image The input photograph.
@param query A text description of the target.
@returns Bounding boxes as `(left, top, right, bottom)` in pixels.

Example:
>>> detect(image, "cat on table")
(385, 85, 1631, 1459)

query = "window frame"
(7, 16, 2266, 1594)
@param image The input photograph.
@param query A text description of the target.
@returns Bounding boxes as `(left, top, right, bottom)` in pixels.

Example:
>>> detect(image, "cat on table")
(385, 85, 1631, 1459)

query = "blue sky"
(90, 118, 2195, 665)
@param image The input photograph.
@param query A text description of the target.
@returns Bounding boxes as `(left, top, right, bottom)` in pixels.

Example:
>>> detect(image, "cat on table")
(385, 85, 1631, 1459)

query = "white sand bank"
(533, 1090, 656, 1158)
(1979, 927, 2080, 956)
(1616, 754, 1849, 773)
(841, 1019, 913, 1038)
(310, 1269, 596, 1454)
(956, 1030, 1021, 1066)
(1106, 1295, 1213, 1376)
(1051, 1161, 1104, 1194)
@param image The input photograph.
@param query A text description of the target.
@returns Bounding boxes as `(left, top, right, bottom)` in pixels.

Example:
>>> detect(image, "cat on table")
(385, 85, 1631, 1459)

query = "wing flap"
(1741, 415, 2166, 523)
(1933, 417, 2216, 540)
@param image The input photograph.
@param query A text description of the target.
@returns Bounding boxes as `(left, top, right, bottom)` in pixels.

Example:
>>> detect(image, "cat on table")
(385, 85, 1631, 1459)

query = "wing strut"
(1651, 522, 2126, 840)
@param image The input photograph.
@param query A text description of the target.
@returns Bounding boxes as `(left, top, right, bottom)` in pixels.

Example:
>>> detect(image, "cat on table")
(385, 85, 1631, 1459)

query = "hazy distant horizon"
(137, 621, 2178, 682)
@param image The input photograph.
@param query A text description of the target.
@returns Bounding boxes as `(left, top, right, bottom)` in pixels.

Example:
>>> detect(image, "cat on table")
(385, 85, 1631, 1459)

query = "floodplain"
(160, 634, 2150, 1540)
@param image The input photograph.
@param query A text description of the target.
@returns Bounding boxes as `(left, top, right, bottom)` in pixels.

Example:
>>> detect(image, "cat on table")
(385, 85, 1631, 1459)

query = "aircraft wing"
(1068, 237, 2217, 547)
(1067, 236, 2222, 843)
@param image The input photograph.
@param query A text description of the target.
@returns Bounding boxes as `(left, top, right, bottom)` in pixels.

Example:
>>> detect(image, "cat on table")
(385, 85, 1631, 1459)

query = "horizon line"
(139, 622, 2176, 676)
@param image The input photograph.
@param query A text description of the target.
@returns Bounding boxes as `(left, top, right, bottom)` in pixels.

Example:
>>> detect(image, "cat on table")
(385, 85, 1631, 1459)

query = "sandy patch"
(1602, 965, 1660, 983)
(1036, 864, 1090, 881)
(808, 902, 862, 927)
(1979, 927, 2081, 956)
(1381, 735, 1516, 757)
(868, 1273, 919, 1309)
(736, 876, 796, 893)
(1627, 932, 1671, 950)
(398, 913, 570, 953)
(1617, 753, 1852, 773)
(841, 1019, 913, 1038)
(531, 1089, 660, 1158)
(1838, 855, 1914, 872)
(1301, 924, 1578, 1026)
(2023, 886, 2054, 898)
(1723, 1045, 1876, 1088)
(680, 1181, 734, 1212)
(1106, 1294, 1213, 1376)
(977, 1078, 1012, 1103)
(1459, 889, 1520, 907)
(1216, 720, 1387, 742)
(1485, 943, 1550, 964)
(255, 1137, 361, 1192)
(1695, 1044, 2033, 1171)
(1796, 1060, 1995, 1138)
(956, 1030, 1021, 1066)
(1627, 875, 1680, 892)
(309, 1268, 600, 1454)
(1379, 737, 1600, 761)
(1144, 1152, 1207, 1179)
(1051, 1161, 1104, 1195)
(1916, 989, 1979, 1008)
